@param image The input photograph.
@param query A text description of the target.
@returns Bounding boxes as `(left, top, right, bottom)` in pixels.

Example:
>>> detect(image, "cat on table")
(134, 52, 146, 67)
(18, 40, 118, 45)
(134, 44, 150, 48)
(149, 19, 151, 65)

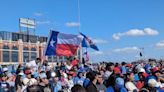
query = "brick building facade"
(0, 31, 72, 65)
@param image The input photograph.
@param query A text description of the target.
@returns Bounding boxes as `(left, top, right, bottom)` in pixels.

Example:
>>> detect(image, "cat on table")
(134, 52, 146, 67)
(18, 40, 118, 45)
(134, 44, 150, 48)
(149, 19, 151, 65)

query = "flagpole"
(77, 0, 83, 64)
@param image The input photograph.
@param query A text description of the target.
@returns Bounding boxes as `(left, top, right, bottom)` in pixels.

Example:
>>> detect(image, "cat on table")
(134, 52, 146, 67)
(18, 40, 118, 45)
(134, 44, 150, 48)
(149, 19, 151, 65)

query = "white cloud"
(125, 29, 145, 36)
(156, 40, 164, 48)
(34, 12, 43, 17)
(65, 22, 80, 27)
(93, 39, 108, 44)
(112, 34, 120, 40)
(90, 51, 104, 56)
(113, 46, 140, 53)
(144, 28, 159, 35)
(112, 28, 159, 40)
(37, 20, 51, 25)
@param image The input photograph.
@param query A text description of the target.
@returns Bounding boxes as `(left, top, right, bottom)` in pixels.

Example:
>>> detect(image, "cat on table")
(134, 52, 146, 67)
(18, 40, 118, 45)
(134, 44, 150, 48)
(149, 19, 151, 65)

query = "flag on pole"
(44, 31, 82, 56)
(139, 47, 144, 57)
(140, 52, 143, 57)
(80, 32, 99, 51)
(83, 48, 89, 62)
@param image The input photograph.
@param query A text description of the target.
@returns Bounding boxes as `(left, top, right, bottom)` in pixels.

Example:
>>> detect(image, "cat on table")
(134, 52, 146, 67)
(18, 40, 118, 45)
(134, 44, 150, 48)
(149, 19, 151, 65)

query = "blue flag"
(80, 32, 99, 51)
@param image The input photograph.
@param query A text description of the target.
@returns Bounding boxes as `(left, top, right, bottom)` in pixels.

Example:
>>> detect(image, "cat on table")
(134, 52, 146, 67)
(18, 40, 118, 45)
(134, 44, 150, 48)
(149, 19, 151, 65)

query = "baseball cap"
(152, 67, 162, 74)
(39, 73, 47, 79)
(113, 67, 121, 74)
(32, 72, 39, 78)
(3, 67, 8, 72)
(51, 72, 56, 77)
(148, 79, 159, 88)
(138, 68, 146, 73)
(24, 69, 31, 75)
(18, 72, 24, 76)
(115, 77, 124, 88)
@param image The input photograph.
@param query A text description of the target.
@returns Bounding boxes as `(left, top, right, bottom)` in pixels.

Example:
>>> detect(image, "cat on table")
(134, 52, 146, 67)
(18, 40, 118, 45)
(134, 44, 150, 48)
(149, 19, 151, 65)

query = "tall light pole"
(77, 0, 83, 64)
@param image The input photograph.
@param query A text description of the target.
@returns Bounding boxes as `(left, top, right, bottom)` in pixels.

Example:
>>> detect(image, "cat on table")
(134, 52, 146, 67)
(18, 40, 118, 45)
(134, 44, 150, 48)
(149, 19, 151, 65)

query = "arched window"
(3, 45, 9, 62)
(31, 48, 37, 60)
(23, 47, 29, 62)
(59, 56, 63, 62)
(53, 56, 57, 62)
(64, 56, 68, 62)
(12, 46, 18, 62)
(48, 56, 52, 62)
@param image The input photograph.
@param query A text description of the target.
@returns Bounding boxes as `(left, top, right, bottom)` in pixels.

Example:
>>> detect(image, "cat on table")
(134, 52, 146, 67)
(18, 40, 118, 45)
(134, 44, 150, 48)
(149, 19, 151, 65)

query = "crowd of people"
(0, 57, 164, 92)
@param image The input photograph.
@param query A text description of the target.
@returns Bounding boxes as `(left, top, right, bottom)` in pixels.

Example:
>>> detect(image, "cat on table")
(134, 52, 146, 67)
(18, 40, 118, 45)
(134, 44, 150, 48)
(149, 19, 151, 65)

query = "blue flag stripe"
(45, 31, 59, 56)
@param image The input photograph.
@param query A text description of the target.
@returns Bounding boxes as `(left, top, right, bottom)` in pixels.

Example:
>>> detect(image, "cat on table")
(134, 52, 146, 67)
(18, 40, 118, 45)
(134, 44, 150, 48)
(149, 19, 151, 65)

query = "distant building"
(0, 31, 70, 65)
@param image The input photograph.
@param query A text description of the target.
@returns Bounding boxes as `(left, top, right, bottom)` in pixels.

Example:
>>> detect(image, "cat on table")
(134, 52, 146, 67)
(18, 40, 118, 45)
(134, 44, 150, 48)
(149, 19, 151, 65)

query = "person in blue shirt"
(121, 62, 127, 75)
(73, 72, 85, 85)
(0, 73, 10, 92)
(83, 71, 91, 88)
(106, 77, 127, 92)
(50, 72, 62, 92)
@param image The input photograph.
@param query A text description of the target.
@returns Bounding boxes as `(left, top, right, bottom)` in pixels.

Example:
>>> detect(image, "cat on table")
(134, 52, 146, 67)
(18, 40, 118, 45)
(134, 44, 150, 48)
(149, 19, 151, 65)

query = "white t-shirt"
(26, 60, 38, 71)
(66, 65, 72, 70)
(125, 81, 138, 92)
(26, 60, 36, 67)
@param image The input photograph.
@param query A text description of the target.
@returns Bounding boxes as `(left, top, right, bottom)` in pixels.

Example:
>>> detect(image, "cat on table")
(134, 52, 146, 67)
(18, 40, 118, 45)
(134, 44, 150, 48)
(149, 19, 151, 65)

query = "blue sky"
(0, 0, 164, 62)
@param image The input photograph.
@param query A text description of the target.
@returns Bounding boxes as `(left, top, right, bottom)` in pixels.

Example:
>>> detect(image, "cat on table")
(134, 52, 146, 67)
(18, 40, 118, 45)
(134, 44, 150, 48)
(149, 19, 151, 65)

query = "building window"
(64, 56, 68, 61)
(3, 45, 9, 62)
(53, 56, 57, 62)
(31, 48, 37, 60)
(48, 56, 52, 62)
(23, 47, 29, 62)
(12, 46, 18, 62)
(59, 56, 63, 62)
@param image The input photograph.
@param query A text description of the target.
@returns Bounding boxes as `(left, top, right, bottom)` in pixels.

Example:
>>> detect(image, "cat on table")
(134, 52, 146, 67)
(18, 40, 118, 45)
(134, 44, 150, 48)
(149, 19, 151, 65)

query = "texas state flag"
(44, 31, 82, 56)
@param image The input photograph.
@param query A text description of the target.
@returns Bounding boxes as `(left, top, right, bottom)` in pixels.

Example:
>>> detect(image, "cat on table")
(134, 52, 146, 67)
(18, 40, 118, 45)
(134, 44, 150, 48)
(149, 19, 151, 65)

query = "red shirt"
(136, 81, 144, 90)
(72, 59, 78, 66)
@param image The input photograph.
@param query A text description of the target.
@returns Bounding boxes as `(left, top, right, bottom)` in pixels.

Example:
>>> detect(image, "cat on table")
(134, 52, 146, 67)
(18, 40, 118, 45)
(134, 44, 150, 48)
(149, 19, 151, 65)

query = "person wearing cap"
(146, 67, 163, 86)
(6, 72, 15, 92)
(2, 67, 8, 73)
(136, 72, 146, 91)
(149, 67, 164, 89)
(38, 72, 50, 92)
(21, 69, 37, 92)
(73, 72, 85, 85)
(141, 78, 163, 92)
(0, 73, 10, 92)
(106, 77, 127, 92)
(50, 72, 62, 92)
(15, 72, 25, 92)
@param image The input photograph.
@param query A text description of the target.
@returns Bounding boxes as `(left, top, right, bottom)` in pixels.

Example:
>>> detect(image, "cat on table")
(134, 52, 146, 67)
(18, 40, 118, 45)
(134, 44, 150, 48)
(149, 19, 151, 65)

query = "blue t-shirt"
(83, 79, 90, 88)
(121, 66, 127, 74)
(106, 86, 127, 92)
